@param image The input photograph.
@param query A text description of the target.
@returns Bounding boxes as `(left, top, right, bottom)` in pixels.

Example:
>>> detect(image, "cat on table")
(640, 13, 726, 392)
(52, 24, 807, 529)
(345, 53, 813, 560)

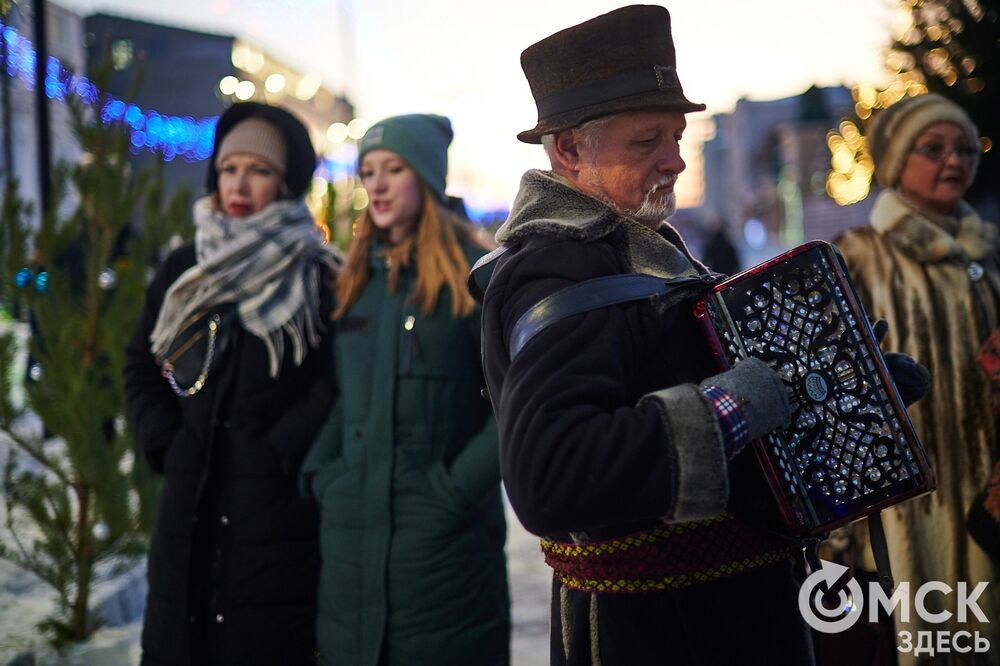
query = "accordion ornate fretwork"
(694, 240, 935, 536)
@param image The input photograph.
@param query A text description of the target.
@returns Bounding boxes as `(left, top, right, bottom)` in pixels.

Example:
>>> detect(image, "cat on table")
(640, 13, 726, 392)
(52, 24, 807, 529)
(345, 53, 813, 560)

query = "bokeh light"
(219, 75, 238, 95)
(347, 118, 368, 140)
(326, 122, 349, 143)
(264, 73, 286, 93)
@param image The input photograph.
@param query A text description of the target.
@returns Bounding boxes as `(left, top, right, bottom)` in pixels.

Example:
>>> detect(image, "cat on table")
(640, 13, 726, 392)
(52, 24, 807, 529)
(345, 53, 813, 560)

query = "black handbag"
(158, 305, 238, 398)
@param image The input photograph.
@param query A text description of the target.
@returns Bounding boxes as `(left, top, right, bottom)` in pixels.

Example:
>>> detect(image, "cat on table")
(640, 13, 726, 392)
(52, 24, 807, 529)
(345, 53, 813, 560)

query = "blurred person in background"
(124, 101, 340, 665)
(835, 93, 1000, 662)
(302, 113, 510, 666)
(700, 216, 741, 276)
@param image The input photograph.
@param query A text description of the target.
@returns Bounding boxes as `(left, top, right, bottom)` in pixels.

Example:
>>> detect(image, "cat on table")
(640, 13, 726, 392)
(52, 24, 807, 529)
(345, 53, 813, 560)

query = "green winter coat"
(304, 241, 510, 666)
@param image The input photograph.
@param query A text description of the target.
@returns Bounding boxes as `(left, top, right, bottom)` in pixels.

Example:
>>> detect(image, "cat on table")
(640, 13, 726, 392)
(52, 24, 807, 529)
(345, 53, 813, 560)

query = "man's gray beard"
(581, 172, 677, 224)
(630, 190, 676, 224)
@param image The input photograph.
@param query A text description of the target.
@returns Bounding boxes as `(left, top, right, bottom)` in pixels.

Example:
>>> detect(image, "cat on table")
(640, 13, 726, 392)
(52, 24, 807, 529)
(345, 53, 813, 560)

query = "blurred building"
(0, 5, 357, 222)
(84, 12, 356, 199)
(701, 85, 875, 249)
(0, 1, 86, 221)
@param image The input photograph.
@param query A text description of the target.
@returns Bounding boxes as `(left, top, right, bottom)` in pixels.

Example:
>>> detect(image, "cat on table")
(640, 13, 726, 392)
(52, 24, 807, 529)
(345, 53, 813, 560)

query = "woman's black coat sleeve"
(264, 277, 337, 476)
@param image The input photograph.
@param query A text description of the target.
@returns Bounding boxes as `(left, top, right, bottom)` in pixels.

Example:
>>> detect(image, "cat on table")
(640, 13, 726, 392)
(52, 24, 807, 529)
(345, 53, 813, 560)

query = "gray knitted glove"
(700, 357, 792, 440)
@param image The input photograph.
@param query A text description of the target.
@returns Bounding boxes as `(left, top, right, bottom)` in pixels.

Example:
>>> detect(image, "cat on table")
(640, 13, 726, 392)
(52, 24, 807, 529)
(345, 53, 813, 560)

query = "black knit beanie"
(206, 102, 316, 199)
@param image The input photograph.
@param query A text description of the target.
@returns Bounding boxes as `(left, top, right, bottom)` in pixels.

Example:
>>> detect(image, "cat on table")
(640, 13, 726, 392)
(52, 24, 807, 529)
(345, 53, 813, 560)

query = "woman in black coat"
(124, 102, 340, 665)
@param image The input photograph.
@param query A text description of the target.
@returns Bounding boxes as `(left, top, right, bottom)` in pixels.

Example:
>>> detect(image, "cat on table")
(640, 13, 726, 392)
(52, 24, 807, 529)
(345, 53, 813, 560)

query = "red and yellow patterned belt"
(540, 513, 796, 594)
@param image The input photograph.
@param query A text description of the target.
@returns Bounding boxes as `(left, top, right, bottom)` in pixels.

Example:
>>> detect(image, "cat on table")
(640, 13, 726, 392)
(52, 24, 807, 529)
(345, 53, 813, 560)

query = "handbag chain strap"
(161, 313, 222, 398)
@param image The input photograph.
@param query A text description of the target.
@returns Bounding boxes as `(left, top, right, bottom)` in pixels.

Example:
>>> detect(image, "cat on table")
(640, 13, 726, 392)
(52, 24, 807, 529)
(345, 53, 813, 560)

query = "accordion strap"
(509, 274, 713, 360)
(868, 510, 895, 594)
(803, 511, 896, 603)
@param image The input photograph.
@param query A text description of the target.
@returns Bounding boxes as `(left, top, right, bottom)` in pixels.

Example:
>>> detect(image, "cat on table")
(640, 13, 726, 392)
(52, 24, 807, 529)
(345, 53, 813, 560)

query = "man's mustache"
(646, 175, 677, 197)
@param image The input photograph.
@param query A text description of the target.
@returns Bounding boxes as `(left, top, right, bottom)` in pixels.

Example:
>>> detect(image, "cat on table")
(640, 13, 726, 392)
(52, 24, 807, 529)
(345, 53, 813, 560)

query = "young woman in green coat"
(304, 114, 510, 666)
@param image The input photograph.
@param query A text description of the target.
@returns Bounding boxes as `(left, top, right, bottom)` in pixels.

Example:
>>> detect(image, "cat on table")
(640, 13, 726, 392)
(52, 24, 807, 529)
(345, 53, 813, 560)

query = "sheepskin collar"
(869, 188, 997, 264)
(495, 169, 705, 279)
(495, 170, 620, 244)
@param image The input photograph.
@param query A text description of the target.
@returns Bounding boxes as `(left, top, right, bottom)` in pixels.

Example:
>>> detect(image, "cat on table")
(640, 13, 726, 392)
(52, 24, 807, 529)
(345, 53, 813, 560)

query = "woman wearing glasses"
(836, 94, 999, 659)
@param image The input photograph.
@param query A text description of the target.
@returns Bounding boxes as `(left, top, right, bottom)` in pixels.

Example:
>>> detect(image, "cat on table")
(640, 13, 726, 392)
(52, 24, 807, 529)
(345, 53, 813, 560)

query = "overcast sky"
(57, 0, 898, 209)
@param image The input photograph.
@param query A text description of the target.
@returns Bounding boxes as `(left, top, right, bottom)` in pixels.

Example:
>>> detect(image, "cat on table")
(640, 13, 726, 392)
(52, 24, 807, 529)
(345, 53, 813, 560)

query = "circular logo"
(798, 560, 865, 634)
(804, 372, 829, 402)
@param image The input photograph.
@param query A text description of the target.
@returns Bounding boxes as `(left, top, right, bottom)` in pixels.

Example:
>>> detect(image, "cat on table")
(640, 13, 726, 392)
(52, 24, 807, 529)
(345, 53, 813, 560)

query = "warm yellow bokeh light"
(231, 44, 248, 69)
(858, 84, 877, 108)
(245, 50, 265, 74)
(347, 119, 369, 140)
(311, 177, 328, 197)
(832, 146, 854, 174)
(296, 74, 322, 101)
(235, 80, 256, 101)
(327, 122, 349, 143)
(219, 75, 238, 96)
(826, 118, 872, 206)
(352, 188, 369, 210)
(265, 73, 286, 93)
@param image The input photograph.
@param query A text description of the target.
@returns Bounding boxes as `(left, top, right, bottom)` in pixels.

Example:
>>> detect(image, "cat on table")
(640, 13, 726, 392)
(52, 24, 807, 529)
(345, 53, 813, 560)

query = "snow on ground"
(506, 505, 552, 666)
(0, 483, 552, 665)
(2, 319, 555, 663)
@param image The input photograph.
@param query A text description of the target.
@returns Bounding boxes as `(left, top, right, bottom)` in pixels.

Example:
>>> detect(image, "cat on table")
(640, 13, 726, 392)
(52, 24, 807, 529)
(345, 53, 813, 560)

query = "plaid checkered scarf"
(150, 196, 340, 377)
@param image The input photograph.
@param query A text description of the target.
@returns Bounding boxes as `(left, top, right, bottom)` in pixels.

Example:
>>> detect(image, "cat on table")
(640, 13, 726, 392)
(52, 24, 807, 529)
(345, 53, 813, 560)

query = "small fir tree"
(0, 68, 190, 645)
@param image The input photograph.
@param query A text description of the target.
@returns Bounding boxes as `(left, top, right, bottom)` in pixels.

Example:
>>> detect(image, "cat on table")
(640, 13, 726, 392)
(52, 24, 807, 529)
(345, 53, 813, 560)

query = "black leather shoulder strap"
(468, 245, 509, 303)
(509, 274, 710, 360)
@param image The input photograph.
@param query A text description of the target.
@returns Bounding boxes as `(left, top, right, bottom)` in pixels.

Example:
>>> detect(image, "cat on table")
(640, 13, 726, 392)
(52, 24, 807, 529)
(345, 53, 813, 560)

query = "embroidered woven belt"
(540, 513, 796, 594)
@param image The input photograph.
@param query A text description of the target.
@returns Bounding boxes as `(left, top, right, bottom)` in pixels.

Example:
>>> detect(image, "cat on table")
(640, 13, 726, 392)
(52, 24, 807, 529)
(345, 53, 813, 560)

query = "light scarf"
(149, 196, 341, 377)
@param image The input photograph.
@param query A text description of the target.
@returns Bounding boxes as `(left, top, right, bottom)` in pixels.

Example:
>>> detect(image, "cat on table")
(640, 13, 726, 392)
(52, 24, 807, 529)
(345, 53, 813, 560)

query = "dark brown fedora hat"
(517, 4, 706, 144)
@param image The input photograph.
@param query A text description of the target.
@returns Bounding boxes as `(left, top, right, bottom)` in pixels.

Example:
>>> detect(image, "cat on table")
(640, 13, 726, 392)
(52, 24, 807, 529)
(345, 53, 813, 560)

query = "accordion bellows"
(694, 240, 935, 536)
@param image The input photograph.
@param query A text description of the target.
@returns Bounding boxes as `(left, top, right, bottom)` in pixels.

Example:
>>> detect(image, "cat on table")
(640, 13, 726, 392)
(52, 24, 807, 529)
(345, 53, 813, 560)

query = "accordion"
(693, 240, 935, 537)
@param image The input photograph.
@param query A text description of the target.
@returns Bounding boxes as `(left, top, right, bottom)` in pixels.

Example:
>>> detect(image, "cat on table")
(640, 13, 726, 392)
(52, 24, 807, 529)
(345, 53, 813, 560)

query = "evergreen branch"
(0, 427, 73, 487)
(43, 483, 77, 560)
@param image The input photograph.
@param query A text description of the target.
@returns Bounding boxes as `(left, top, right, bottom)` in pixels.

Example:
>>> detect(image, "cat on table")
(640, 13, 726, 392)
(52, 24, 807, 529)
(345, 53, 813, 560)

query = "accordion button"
(968, 261, 984, 281)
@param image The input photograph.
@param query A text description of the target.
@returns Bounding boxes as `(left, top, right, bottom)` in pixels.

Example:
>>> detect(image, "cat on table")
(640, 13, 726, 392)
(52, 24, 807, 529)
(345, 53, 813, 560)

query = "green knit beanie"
(357, 113, 453, 202)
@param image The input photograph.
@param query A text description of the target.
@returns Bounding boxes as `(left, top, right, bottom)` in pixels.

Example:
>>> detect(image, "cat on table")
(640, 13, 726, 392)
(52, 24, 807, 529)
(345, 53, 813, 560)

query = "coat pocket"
(311, 457, 349, 499)
(423, 461, 473, 519)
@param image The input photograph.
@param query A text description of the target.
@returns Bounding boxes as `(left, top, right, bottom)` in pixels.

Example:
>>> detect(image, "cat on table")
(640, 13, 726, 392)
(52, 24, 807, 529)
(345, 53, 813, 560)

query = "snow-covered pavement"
(0, 496, 552, 665)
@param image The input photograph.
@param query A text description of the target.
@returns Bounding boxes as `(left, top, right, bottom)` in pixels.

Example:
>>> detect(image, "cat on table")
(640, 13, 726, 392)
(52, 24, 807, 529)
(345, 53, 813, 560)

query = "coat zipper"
(402, 315, 419, 373)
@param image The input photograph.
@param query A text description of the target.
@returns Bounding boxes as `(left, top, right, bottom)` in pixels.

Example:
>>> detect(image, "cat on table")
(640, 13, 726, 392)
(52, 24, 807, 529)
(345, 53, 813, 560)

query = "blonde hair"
(334, 187, 487, 319)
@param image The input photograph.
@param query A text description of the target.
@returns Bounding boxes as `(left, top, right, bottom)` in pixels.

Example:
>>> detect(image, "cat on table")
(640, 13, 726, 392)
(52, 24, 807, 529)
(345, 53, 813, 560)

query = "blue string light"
(0, 20, 217, 162)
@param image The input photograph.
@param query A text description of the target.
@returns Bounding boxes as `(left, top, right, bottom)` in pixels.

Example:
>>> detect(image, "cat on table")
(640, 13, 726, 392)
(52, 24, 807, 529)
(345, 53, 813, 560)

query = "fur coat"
(836, 188, 1000, 659)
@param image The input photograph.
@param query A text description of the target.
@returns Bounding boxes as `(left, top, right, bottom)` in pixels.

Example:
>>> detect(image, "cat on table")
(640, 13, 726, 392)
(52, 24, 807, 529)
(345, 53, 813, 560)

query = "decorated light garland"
(0, 21, 505, 223)
(1, 19, 217, 162)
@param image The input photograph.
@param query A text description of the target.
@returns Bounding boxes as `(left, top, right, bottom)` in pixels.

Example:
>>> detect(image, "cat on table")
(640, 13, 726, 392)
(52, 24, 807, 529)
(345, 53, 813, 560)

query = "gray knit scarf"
(149, 196, 341, 377)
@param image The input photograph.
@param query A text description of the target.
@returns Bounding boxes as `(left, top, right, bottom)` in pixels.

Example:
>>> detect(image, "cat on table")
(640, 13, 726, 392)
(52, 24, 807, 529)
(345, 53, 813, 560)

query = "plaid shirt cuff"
(700, 384, 749, 460)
